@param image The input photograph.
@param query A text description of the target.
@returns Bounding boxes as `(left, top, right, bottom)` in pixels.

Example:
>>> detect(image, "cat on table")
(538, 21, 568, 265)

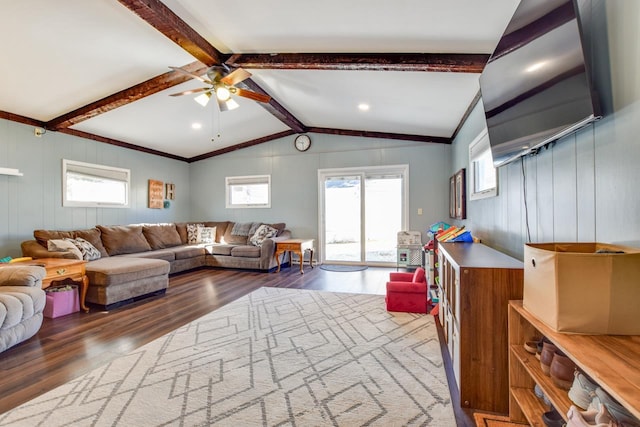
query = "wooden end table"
(4, 258, 89, 313)
(274, 239, 315, 274)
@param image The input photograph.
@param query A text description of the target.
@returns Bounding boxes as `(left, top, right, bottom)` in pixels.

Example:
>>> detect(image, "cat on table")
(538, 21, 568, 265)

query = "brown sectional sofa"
(20, 221, 290, 308)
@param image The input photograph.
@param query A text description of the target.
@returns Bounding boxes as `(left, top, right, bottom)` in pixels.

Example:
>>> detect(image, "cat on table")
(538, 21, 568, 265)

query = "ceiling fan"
(168, 65, 271, 111)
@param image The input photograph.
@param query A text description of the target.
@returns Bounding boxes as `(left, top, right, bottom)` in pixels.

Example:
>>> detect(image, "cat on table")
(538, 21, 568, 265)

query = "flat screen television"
(479, 0, 601, 167)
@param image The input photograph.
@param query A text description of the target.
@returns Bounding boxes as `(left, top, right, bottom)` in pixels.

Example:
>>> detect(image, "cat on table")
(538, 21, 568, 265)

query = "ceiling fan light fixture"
(215, 86, 231, 101)
(194, 92, 211, 107)
(225, 98, 239, 110)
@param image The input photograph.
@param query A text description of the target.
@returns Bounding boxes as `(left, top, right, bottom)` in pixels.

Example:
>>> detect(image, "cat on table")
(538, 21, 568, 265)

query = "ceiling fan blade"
(221, 68, 252, 86)
(169, 66, 213, 85)
(168, 87, 212, 97)
(234, 88, 271, 103)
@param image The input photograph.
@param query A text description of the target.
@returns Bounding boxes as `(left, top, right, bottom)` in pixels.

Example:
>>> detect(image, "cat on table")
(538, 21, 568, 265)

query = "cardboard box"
(44, 285, 80, 319)
(523, 242, 640, 335)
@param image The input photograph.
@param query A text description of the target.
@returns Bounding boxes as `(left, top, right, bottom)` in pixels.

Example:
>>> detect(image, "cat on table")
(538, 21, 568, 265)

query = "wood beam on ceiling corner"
(188, 130, 296, 162)
(236, 79, 307, 133)
(225, 53, 490, 73)
(117, 0, 220, 65)
(308, 128, 451, 144)
(47, 61, 210, 130)
(59, 128, 189, 162)
(0, 111, 45, 127)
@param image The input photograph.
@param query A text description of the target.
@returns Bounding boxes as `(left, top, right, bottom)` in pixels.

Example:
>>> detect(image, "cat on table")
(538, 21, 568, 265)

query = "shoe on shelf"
(569, 370, 598, 410)
(590, 387, 640, 426)
(524, 338, 541, 355)
(567, 404, 618, 427)
(540, 341, 558, 375)
(543, 408, 565, 427)
(535, 384, 552, 407)
(550, 351, 577, 390)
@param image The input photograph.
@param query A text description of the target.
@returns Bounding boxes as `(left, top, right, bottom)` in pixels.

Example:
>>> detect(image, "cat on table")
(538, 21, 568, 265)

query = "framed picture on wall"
(454, 168, 466, 220)
(449, 175, 456, 219)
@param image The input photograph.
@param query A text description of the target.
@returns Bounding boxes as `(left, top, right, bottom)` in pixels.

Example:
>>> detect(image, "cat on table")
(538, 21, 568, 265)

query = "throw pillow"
(249, 224, 278, 246)
(64, 237, 102, 261)
(47, 239, 82, 260)
(187, 223, 204, 244)
(197, 226, 216, 244)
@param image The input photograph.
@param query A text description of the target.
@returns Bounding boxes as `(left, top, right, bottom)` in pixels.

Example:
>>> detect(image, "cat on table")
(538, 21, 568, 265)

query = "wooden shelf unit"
(437, 242, 524, 414)
(508, 301, 640, 425)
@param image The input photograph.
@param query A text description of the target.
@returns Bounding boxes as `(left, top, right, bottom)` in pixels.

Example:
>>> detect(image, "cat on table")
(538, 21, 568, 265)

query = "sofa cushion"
(222, 222, 248, 245)
(175, 222, 189, 244)
(65, 237, 102, 261)
(120, 249, 176, 262)
(172, 245, 207, 260)
(203, 221, 229, 243)
(210, 244, 235, 256)
(34, 227, 109, 257)
(268, 223, 287, 236)
(97, 225, 152, 256)
(142, 224, 182, 250)
(47, 239, 83, 260)
(186, 223, 204, 244)
(74, 228, 109, 257)
(85, 257, 169, 286)
(196, 226, 216, 244)
(249, 224, 279, 246)
(231, 245, 261, 258)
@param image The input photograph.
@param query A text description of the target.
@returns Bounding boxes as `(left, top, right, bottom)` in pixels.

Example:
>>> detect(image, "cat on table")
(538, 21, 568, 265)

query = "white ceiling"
(0, 0, 521, 160)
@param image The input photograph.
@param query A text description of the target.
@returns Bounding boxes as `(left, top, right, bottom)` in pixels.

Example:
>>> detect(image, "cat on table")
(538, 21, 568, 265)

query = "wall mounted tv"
(479, 0, 601, 167)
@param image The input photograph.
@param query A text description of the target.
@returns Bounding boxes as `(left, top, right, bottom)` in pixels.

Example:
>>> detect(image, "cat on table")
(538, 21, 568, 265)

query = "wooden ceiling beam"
(60, 128, 189, 162)
(225, 53, 490, 73)
(47, 61, 209, 130)
(188, 130, 296, 162)
(116, 0, 221, 66)
(308, 127, 451, 144)
(117, 0, 305, 134)
(0, 111, 45, 128)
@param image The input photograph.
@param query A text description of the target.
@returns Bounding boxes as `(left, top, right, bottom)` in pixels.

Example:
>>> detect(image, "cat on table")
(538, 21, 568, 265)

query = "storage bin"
(523, 242, 640, 335)
(44, 285, 80, 319)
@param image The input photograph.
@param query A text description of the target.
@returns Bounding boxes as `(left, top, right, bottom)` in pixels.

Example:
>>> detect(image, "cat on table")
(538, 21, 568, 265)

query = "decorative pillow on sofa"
(186, 223, 204, 244)
(64, 237, 102, 261)
(249, 224, 278, 246)
(197, 226, 216, 244)
(47, 239, 83, 260)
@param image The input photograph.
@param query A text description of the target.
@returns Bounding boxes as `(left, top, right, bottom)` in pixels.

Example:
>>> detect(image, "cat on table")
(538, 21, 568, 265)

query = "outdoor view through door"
(319, 165, 408, 266)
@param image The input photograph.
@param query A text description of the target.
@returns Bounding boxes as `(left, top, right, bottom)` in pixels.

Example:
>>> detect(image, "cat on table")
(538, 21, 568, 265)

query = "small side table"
(274, 239, 315, 274)
(4, 258, 89, 312)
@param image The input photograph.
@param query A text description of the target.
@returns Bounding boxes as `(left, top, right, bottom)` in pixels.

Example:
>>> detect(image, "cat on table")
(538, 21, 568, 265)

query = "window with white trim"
(62, 159, 130, 208)
(469, 129, 498, 200)
(226, 175, 271, 208)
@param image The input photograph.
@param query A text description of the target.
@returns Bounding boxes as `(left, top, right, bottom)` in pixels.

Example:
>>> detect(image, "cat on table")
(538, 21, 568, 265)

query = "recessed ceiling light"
(358, 103, 370, 111)
(191, 122, 202, 130)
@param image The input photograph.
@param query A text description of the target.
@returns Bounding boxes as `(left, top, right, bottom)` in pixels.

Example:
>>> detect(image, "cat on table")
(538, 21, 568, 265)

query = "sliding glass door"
(319, 165, 408, 266)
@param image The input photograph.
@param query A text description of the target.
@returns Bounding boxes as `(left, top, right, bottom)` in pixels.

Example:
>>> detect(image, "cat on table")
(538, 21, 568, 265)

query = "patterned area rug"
(0, 288, 455, 426)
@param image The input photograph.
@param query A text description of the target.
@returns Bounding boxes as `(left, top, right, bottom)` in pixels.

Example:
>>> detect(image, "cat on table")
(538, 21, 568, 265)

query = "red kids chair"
(385, 267, 428, 313)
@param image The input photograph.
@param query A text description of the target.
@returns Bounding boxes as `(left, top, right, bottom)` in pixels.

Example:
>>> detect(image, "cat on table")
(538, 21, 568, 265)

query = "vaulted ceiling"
(0, 0, 521, 162)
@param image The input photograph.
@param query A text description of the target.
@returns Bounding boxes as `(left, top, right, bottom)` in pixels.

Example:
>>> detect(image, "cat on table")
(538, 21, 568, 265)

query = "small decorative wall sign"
(148, 179, 164, 209)
(165, 183, 175, 200)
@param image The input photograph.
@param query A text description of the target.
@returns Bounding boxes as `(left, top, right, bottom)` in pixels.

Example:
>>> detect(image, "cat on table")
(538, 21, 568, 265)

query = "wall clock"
(294, 134, 311, 152)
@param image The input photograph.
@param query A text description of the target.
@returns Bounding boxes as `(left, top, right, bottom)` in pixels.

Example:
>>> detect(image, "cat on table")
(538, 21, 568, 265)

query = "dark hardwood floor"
(0, 266, 474, 426)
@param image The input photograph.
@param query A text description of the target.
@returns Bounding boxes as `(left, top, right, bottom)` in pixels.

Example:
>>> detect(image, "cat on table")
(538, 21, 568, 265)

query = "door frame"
(317, 164, 409, 266)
